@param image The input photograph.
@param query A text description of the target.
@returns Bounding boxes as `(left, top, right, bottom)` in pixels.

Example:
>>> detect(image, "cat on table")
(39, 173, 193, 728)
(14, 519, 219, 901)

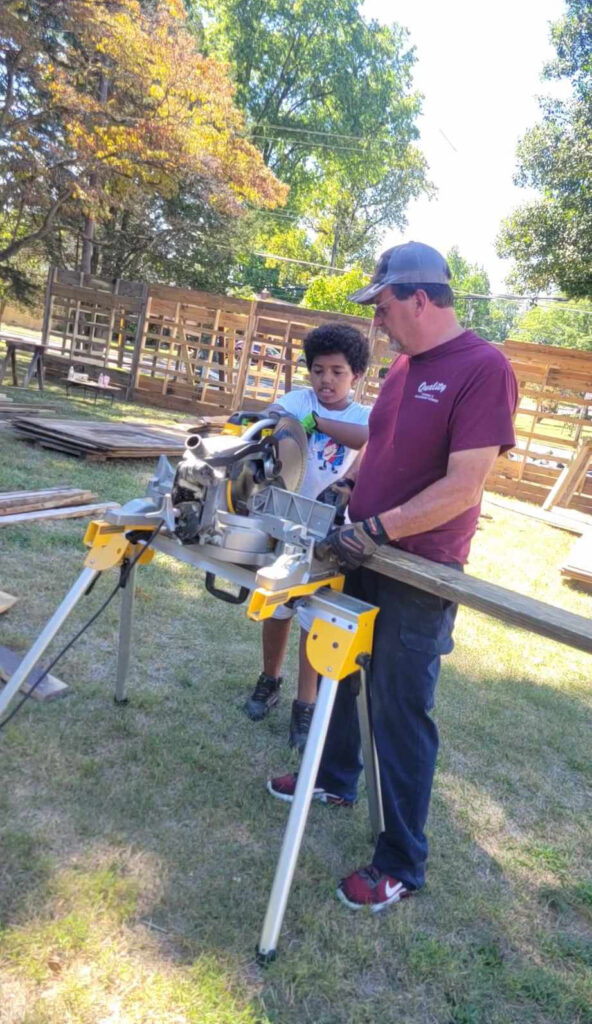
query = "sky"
(362, 0, 570, 292)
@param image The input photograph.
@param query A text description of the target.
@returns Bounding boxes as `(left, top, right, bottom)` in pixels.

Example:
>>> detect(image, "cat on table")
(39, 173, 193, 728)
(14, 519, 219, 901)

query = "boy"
(243, 323, 370, 752)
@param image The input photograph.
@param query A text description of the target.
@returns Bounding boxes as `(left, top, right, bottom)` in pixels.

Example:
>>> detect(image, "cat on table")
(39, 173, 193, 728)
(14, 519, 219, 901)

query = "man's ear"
(414, 289, 429, 315)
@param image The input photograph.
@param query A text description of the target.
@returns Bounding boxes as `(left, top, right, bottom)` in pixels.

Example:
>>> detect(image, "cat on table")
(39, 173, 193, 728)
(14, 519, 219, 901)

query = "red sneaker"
(266, 772, 354, 807)
(337, 865, 412, 912)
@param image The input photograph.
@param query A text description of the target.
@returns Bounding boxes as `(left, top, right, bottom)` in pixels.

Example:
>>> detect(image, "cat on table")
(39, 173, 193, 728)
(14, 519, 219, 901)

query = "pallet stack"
(11, 418, 190, 459)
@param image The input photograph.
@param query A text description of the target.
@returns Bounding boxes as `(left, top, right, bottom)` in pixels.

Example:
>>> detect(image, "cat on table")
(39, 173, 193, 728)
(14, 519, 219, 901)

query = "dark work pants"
(316, 566, 459, 891)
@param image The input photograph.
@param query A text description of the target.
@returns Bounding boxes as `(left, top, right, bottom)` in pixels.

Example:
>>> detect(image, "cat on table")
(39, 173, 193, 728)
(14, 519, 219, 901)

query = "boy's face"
(309, 352, 359, 410)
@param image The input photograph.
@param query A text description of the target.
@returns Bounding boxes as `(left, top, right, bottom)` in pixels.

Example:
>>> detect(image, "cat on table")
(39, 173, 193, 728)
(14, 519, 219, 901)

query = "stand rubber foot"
(113, 696, 129, 706)
(256, 945, 277, 966)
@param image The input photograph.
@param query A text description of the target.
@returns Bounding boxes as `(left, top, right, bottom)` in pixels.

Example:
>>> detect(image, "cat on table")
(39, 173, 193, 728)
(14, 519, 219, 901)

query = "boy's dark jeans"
(316, 565, 460, 891)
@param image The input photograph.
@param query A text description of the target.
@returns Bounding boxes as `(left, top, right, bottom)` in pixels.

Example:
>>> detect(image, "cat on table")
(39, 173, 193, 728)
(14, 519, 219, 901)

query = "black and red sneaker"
(266, 772, 354, 807)
(337, 865, 412, 912)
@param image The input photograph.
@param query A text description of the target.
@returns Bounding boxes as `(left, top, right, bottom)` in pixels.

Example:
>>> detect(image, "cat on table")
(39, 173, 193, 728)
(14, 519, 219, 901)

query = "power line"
(247, 133, 369, 154)
(257, 123, 367, 142)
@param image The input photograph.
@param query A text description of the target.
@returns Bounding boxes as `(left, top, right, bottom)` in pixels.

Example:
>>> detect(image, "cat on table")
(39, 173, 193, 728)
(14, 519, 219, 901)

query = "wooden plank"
(148, 282, 251, 314)
(51, 281, 144, 313)
(543, 442, 592, 510)
(483, 494, 592, 534)
(0, 488, 97, 514)
(0, 644, 68, 701)
(561, 531, 592, 583)
(232, 300, 257, 412)
(0, 591, 17, 614)
(0, 500, 119, 525)
(367, 546, 592, 654)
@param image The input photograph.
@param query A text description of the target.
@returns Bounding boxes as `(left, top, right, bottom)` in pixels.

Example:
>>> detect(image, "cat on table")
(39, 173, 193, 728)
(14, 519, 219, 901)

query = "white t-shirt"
(276, 387, 370, 500)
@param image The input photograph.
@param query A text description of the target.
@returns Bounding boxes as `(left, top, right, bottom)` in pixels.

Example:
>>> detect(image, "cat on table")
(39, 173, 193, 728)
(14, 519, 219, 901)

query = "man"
(267, 241, 518, 911)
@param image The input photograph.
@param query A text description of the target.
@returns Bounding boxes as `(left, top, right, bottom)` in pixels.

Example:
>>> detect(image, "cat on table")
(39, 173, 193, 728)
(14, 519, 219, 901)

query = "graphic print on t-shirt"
(413, 381, 448, 403)
(312, 433, 346, 475)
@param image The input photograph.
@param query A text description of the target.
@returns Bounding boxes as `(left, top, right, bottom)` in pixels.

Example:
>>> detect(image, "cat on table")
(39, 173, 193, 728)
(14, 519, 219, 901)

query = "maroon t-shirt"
(349, 331, 518, 564)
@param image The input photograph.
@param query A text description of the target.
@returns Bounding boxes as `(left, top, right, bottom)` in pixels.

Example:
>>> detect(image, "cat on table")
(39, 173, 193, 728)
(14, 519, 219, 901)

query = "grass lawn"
(0, 381, 591, 1023)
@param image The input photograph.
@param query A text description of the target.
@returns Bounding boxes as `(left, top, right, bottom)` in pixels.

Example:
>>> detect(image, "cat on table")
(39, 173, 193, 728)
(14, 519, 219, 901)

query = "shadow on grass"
(1, 564, 591, 1024)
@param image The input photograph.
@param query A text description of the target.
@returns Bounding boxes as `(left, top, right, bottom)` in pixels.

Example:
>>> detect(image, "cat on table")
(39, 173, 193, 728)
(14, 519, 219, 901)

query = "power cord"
(0, 522, 163, 732)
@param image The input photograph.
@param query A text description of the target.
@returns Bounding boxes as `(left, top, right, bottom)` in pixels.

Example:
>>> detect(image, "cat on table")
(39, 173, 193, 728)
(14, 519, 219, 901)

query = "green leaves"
(497, 0, 592, 299)
(196, 0, 430, 288)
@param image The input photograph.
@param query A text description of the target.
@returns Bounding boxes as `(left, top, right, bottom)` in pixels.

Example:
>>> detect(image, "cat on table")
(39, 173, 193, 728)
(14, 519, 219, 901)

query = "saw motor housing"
(171, 429, 282, 544)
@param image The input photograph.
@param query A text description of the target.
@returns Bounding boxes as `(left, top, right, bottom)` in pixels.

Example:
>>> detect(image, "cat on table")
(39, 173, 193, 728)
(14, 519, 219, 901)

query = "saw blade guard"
(169, 413, 309, 543)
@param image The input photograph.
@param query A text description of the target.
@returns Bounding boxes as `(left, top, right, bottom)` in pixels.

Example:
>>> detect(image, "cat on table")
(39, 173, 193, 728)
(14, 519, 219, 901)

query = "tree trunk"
(329, 224, 340, 274)
(79, 73, 109, 276)
(80, 216, 95, 275)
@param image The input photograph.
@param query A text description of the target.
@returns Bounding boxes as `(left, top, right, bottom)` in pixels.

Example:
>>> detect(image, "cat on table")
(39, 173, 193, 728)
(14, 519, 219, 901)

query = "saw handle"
(205, 572, 250, 605)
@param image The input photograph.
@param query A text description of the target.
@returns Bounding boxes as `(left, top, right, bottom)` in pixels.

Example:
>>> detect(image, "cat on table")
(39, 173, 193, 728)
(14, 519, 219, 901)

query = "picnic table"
(0, 333, 45, 391)
(61, 377, 122, 405)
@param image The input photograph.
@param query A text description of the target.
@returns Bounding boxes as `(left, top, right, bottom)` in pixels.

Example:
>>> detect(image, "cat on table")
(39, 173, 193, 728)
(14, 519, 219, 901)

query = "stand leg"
(115, 563, 136, 703)
(257, 674, 339, 963)
(357, 658, 384, 842)
(0, 567, 99, 718)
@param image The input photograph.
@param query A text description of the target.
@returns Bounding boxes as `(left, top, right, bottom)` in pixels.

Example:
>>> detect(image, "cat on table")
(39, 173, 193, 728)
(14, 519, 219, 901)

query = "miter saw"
(97, 412, 345, 608)
(0, 412, 382, 964)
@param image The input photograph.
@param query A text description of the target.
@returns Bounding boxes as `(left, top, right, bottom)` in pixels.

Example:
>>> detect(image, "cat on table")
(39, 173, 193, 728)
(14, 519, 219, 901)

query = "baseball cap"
(348, 241, 451, 304)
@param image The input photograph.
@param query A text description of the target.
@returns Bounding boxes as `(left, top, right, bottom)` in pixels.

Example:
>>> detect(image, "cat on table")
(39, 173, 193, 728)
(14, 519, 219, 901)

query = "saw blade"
(228, 414, 308, 510)
(272, 414, 308, 494)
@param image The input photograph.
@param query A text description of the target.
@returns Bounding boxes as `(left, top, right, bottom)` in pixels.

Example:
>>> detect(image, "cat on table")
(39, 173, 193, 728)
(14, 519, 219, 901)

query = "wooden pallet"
(12, 417, 190, 459)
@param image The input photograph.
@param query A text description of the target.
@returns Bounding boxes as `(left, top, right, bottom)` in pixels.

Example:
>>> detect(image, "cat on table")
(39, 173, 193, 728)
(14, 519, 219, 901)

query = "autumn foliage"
(0, 0, 287, 268)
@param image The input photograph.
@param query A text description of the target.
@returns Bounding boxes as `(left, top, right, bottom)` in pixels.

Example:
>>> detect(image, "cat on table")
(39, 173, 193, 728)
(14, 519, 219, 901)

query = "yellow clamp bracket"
(83, 520, 156, 571)
(307, 605, 378, 681)
(247, 574, 344, 622)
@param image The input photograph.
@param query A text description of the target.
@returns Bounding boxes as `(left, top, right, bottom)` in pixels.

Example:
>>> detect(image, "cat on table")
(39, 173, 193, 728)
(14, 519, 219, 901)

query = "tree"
(194, 0, 430, 287)
(301, 267, 373, 317)
(513, 300, 592, 350)
(0, 0, 286, 292)
(301, 247, 519, 341)
(497, 0, 592, 298)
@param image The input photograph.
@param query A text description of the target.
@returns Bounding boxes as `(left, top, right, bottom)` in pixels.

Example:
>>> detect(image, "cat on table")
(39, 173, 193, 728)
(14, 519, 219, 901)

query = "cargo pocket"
(399, 628, 448, 655)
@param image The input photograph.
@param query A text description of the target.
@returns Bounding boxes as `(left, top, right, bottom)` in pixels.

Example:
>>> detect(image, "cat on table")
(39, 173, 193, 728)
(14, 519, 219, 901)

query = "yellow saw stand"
(0, 514, 382, 963)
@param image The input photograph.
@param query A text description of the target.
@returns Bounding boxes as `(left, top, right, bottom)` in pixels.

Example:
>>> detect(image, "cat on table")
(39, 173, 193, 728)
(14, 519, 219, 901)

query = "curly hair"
(303, 323, 369, 375)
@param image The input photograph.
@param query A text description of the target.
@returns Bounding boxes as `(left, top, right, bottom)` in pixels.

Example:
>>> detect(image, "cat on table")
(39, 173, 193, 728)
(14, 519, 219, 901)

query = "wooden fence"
(38, 269, 592, 510)
(487, 340, 592, 512)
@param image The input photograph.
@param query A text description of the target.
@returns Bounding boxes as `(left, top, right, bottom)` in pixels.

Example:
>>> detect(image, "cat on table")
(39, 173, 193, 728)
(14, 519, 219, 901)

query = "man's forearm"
(379, 473, 483, 541)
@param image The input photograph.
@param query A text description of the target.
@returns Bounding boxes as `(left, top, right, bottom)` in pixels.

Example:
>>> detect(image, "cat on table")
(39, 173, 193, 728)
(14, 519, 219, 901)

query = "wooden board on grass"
(0, 500, 119, 526)
(0, 644, 69, 701)
(0, 591, 17, 614)
(0, 487, 98, 516)
(561, 531, 592, 585)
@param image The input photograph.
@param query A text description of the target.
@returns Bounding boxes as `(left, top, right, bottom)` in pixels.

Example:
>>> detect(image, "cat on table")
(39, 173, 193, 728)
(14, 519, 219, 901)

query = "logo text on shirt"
(414, 381, 447, 403)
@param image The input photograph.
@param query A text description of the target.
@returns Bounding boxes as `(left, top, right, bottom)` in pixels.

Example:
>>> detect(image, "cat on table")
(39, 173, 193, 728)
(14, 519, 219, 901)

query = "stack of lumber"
(0, 486, 118, 525)
(561, 531, 592, 585)
(0, 393, 54, 419)
(12, 418, 190, 459)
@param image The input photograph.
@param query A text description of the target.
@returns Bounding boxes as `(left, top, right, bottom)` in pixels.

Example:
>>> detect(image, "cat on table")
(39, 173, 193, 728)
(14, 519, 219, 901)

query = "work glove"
(300, 410, 319, 436)
(316, 476, 356, 524)
(315, 516, 390, 572)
